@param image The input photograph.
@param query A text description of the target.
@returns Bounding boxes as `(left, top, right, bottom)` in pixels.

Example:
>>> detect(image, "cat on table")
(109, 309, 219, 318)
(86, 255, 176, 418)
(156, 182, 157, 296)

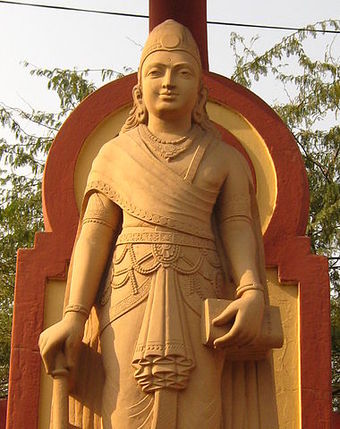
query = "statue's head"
(138, 19, 202, 77)
(121, 20, 213, 133)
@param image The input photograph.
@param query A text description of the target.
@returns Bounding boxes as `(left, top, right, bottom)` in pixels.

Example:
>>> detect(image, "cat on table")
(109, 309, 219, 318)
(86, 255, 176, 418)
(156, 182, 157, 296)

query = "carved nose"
(162, 70, 175, 88)
(162, 82, 175, 89)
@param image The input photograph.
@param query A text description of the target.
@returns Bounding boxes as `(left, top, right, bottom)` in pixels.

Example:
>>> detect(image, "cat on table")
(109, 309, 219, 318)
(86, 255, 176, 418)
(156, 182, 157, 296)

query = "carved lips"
(158, 91, 179, 101)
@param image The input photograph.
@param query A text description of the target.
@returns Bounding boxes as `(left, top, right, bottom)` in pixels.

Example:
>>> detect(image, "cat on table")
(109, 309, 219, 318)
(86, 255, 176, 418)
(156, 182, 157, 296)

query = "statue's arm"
(39, 192, 121, 374)
(67, 192, 121, 311)
(213, 150, 265, 348)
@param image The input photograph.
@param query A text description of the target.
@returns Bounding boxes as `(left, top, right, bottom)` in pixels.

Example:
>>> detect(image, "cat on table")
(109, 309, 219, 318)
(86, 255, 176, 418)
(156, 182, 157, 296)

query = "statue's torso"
(96, 126, 234, 332)
(87, 125, 276, 429)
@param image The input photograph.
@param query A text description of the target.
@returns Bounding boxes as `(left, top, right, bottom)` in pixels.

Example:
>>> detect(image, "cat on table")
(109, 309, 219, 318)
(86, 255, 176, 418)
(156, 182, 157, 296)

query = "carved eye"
(147, 68, 162, 78)
(179, 68, 193, 78)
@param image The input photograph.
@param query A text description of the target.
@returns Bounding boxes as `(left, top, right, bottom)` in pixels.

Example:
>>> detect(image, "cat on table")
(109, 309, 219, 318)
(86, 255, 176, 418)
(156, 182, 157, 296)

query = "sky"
(0, 0, 339, 114)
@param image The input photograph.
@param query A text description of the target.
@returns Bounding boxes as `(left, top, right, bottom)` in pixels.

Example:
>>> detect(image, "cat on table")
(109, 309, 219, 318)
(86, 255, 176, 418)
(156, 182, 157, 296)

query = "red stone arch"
(6, 72, 332, 428)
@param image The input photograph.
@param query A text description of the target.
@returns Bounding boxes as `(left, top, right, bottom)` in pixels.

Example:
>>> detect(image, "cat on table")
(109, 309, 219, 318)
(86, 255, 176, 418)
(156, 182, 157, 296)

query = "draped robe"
(64, 125, 279, 429)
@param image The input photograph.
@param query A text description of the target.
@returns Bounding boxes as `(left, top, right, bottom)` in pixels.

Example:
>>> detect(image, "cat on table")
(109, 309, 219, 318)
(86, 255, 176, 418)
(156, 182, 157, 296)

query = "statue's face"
(141, 50, 200, 121)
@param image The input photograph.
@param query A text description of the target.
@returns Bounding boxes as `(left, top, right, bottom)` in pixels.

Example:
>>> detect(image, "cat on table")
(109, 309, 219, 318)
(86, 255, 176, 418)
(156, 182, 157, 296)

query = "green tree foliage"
(0, 66, 126, 397)
(229, 20, 339, 409)
(0, 21, 339, 407)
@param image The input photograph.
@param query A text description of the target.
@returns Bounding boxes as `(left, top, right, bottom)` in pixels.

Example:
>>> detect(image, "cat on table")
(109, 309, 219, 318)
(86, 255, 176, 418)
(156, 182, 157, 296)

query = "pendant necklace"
(139, 124, 199, 161)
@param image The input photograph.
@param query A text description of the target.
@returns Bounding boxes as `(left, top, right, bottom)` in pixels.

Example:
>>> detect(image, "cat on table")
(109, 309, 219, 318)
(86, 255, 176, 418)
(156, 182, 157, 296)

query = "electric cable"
(0, 0, 339, 34)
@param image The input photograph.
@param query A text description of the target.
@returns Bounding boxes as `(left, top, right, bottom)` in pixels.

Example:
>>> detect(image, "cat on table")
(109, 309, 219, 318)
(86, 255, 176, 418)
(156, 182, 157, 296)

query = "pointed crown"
(139, 19, 202, 75)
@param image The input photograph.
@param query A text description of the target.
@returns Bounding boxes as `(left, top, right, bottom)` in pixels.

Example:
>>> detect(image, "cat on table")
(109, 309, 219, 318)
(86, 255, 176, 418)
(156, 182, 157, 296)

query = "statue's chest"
(164, 144, 226, 194)
(135, 125, 226, 194)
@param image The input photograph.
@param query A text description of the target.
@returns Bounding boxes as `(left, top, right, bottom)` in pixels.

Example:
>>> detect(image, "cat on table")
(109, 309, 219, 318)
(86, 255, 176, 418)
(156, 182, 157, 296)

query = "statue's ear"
(193, 85, 208, 124)
(132, 84, 147, 123)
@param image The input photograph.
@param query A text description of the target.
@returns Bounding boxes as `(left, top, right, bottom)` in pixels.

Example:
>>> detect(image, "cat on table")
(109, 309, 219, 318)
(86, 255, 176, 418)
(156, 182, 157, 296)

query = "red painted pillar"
(149, 0, 209, 71)
(0, 399, 7, 429)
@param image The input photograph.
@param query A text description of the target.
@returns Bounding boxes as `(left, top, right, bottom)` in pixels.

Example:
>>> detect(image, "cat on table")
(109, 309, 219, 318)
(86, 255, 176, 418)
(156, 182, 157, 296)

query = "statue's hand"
(212, 290, 265, 348)
(38, 313, 86, 376)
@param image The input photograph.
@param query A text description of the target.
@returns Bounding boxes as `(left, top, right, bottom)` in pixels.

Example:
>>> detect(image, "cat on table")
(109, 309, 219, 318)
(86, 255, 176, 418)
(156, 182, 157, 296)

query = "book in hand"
(201, 298, 284, 361)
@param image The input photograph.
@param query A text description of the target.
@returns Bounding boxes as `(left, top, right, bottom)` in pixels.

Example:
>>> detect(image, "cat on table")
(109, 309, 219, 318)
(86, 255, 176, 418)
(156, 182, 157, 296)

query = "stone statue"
(39, 19, 280, 429)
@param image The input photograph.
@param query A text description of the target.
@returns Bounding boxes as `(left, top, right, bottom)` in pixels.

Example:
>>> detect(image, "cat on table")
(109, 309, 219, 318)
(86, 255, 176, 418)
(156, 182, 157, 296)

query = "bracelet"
(221, 215, 252, 225)
(235, 283, 264, 299)
(63, 304, 90, 319)
(82, 217, 115, 229)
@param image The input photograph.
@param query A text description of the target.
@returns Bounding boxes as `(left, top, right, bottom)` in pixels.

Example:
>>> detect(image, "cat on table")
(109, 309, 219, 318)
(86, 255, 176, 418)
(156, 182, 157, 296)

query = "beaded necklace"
(139, 124, 199, 161)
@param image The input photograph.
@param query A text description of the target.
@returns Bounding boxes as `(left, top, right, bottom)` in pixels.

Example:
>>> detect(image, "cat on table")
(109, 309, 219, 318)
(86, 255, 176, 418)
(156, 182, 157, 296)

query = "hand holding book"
(202, 297, 283, 361)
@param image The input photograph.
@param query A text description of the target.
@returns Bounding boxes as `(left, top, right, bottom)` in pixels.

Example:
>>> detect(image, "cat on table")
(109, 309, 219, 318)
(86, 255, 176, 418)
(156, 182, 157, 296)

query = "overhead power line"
(207, 20, 339, 33)
(0, 1, 149, 19)
(1, 0, 339, 34)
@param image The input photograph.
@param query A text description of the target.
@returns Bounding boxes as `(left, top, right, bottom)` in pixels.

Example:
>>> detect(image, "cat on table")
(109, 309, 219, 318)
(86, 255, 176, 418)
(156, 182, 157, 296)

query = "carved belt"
(117, 227, 216, 250)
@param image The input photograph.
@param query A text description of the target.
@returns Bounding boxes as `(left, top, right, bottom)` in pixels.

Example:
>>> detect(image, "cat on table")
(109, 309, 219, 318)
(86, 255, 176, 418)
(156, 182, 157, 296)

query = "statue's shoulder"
(102, 129, 138, 149)
(95, 128, 139, 159)
(205, 134, 252, 184)
(209, 134, 246, 169)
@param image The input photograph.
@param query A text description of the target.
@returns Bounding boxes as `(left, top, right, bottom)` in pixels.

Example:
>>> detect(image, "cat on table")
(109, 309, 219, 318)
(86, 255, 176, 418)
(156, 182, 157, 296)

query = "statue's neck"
(147, 115, 192, 141)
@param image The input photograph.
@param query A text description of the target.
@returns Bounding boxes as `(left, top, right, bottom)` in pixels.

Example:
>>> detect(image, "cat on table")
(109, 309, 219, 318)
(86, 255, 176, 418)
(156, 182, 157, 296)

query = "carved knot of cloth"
(124, 229, 200, 393)
(132, 265, 195, 393)
(152, 243, 180, 265)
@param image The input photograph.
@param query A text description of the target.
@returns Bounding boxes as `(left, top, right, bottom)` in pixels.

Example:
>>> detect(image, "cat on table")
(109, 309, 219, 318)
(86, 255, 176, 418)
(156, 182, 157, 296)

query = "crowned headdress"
(138, 19, 202, 78)
(121, 19, 216, 134)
